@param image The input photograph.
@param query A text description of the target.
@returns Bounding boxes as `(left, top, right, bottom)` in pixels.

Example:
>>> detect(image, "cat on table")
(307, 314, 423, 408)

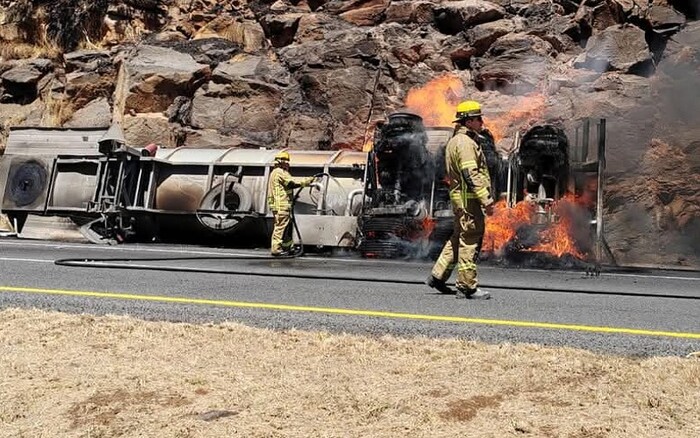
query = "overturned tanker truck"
(0, 114, 609, 264)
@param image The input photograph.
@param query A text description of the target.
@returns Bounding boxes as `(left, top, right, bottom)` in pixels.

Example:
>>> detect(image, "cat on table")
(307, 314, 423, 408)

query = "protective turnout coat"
(430, 126, 494, 292)
(445, 126, 494, 210)
(267, 167, 310, 212)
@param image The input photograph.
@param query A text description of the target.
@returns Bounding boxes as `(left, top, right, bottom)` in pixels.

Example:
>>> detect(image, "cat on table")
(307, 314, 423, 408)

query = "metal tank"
(0, 125, 367, 248)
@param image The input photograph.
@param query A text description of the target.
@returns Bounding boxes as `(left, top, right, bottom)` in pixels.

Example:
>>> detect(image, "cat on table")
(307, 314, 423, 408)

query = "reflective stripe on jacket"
(267, 167, 310, 212)
(445, 126, 493, 209)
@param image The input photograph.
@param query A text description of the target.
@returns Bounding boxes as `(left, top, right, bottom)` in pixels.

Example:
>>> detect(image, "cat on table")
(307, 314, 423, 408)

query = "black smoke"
(518, 124, 569, 198)
(668, 0, 700, 19)
(477, 129, 507, 199)
(373, 112, 434, 204)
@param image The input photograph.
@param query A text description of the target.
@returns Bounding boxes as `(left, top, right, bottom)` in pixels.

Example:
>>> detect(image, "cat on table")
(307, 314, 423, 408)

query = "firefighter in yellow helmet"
(426, 100, 495, 299)
(267, 150, 315, 256)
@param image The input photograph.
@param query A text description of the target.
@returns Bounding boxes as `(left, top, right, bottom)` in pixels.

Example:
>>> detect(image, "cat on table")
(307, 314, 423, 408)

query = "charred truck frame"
(0, 115, 611, 266)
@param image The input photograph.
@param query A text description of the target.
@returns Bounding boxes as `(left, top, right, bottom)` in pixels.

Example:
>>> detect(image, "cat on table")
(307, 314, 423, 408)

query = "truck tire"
(200, 182, 252, 213)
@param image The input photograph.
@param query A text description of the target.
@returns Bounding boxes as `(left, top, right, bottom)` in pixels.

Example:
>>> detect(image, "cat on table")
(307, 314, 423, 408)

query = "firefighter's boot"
(426, 276, 454, 294)
(457, 287, 491, 300)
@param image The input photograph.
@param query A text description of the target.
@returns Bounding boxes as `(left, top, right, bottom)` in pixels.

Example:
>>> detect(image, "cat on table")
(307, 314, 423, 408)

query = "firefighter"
(426, 100, 495, 299)
(267, 150, 315, 256)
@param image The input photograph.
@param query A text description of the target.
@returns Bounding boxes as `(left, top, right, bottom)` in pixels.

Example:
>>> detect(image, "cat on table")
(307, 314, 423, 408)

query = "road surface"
(0, 238, 698, 357)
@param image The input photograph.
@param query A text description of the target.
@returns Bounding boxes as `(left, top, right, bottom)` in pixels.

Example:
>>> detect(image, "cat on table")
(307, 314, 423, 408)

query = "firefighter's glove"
(302, 177, 315, 187)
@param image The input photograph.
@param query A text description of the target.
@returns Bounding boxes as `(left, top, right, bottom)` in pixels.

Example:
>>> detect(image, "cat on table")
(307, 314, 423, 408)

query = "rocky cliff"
(0, 0, 698, 267)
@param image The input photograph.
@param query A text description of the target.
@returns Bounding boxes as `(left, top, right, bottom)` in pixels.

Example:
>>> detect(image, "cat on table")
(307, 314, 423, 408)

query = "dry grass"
(0, 108, 31, 155)
(41, 85, 72, 127)
(0, 308, 698, 437)
(0, 41, 62, 61)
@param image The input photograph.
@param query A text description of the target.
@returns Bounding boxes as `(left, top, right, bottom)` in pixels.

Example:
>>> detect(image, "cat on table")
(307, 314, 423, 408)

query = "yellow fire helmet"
(274, 150, 290, 162)
(454, 100, 483, 121)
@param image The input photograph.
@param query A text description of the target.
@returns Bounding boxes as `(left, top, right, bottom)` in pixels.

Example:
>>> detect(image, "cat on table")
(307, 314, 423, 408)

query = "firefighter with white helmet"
(426, 100, 495, 299)
(267, 150, 315, 256)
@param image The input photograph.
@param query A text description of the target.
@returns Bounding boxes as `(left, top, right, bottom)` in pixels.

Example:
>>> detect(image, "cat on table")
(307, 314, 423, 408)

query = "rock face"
(0, 0, 698, 267)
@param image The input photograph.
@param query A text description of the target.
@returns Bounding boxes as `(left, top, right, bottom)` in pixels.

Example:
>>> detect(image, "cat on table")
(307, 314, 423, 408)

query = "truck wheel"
(200, 182, 252, 212)
(197, 182, 253, 233)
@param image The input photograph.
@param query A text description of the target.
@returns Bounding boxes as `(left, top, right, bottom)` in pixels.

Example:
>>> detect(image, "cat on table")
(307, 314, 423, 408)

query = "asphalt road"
(0, 238, 698, 358)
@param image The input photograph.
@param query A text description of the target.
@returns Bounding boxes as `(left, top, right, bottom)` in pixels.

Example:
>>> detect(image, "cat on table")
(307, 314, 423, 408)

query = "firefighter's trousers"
(431, 203, 485, 291)
(271, 210, 294, 254)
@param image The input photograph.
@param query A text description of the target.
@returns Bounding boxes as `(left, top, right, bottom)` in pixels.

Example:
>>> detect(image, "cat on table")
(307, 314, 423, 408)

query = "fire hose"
(51, 252, 700, 301)
(55, 173, 333, 267)
(287, 172, 332, 257)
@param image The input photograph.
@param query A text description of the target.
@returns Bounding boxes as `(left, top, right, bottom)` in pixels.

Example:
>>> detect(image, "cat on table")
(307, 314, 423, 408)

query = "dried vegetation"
(1, 308, 698, 437)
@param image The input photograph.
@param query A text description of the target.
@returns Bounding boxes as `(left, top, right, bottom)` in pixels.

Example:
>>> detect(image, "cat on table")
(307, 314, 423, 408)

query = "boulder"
(193, 17, 268, 53)
(64, 97, 112, 128)
(649, 20, 700, 150)
(433, 0, 506, 35)
(278, 113, 334, 150)
(121, 45, 211, 113)
(64, 50, 114, 74)
(466, 18, 524, 56)
(473, 33, 557, 94)
(123, 112, 174, 147)
(0, 59, 53, 104)
(384, 1, 435, 24)
(338, 0, 391, 26)
(211, 54, 291, 87)
(65, 70, 117, 110)
(277, 28, 380, 71)
(646, 3, 686, 32)
(604, 139, 700, 267)
(190, 72, 283, 144)
(294, 13, 353, 43)
(261, 13, 303, 47)
(574, 24, 652, 74)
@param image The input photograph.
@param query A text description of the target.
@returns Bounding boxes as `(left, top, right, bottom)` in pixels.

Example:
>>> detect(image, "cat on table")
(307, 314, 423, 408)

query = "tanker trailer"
(0, 124, 367, 250)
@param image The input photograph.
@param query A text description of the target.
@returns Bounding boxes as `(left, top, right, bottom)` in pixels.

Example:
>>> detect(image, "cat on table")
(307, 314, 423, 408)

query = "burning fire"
(404, 75, 548, 143)
(484, 195, 588, 260)
(483, 200, 534, 253)
(403, 76, 585, 260)
(487, 94, 546, 142)
(421, 216, 436, 238)
(405, 74, 464, 126)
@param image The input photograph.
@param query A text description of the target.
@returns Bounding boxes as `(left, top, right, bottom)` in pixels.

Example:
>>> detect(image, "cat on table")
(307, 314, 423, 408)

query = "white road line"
(0, 240, 246, 256)
(0, 257, 53, 263)
(601, 272, 700, 282)
(1, 239, 699, 281)
(0, 240, 417, 266)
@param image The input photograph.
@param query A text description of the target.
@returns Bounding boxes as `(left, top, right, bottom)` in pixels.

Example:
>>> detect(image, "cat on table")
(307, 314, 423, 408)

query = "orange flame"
(405, 74, 464, 126)
(484, 195, 588, 260)
(487, 94, 547, 142)
(529, 195, 586, 259)
(404, 76, 547, 144)
(483, 200, 534, 253)
(528, 218, 584, 258)
(421, 216, 436, 238)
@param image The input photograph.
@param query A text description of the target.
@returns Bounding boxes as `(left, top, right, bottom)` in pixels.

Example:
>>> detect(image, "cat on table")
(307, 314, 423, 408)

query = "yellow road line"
(2, 285, 699, 340)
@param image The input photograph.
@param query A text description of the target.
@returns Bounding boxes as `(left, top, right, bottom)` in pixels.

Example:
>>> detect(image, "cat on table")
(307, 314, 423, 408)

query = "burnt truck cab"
(358, 111, 609, 264)
(358, 112, 452, 258)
